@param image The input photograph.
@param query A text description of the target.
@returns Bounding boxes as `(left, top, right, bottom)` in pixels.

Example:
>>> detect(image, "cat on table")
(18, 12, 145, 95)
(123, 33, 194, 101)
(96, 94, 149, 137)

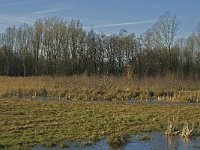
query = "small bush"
(108, 133, 128, 148)
(139, 135, 151, 141)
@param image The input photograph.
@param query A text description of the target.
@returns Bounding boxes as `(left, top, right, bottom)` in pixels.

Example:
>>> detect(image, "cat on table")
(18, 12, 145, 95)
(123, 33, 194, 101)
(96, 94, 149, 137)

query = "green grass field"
(1, 99, 200, 149)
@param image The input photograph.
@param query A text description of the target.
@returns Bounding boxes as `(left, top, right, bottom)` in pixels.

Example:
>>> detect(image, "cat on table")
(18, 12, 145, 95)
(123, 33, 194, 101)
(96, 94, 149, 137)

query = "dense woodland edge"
(0, 11, 200, 78)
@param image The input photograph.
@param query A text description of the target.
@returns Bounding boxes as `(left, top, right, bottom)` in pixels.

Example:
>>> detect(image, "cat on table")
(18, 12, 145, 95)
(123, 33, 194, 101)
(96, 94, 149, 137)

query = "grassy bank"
(0, 75, 200, 102)
(0, 99, 200, 149)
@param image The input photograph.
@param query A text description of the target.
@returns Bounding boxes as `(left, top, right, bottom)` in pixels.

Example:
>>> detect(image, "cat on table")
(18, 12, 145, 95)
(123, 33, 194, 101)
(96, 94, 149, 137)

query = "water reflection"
(166, 135, 179, 150)
(126, 133, 200, 150)
(33, 133, 200, 150)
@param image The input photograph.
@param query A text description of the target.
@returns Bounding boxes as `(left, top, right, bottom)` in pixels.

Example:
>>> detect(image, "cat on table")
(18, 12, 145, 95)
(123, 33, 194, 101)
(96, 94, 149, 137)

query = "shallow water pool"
(33, 132, 200, 150)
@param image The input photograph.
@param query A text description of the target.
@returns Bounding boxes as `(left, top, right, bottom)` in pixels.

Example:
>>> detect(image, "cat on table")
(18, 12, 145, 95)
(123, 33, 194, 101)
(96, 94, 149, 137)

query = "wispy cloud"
(84, 20, 156, 28)
(0, 14, 34, 24)
(32, 8, 69, 15)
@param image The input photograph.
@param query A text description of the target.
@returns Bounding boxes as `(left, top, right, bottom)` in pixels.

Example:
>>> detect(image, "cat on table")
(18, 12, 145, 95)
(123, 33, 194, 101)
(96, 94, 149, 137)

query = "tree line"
(0, 12, 200, 78)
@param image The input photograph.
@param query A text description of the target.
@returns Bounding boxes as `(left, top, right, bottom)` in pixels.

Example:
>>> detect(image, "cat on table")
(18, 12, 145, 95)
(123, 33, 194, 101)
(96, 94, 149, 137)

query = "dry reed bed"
(0, 76, 200, 102)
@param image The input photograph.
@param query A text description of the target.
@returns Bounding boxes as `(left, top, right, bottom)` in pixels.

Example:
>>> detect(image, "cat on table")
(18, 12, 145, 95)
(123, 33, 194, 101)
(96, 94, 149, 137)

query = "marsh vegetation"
(0, 75, 200, 102)
(0, 75, 200, 149)
(1, 98, 200, 149)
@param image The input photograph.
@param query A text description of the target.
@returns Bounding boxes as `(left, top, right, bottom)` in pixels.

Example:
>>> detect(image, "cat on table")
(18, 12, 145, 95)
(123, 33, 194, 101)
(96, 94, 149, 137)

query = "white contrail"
(0, 14, 34, 24)
(32, 8, 69, 15)
(84, 20, 156, 28)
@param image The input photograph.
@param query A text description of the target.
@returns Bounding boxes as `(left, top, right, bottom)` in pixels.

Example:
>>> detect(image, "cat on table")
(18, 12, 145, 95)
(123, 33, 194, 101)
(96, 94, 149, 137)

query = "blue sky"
(0, 0, 200, 37)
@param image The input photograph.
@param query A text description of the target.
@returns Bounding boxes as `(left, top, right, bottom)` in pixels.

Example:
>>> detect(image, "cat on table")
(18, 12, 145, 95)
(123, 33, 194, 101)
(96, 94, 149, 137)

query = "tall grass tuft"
(165, 114, 180, 135)
(108, 132, 128, 148)
(181, 121, 194, 139)
(166, 115, 195, 139)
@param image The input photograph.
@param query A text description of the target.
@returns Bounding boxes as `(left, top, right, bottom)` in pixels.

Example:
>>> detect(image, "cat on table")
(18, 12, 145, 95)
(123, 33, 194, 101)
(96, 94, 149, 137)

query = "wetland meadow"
(0, 76, 200, 149)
